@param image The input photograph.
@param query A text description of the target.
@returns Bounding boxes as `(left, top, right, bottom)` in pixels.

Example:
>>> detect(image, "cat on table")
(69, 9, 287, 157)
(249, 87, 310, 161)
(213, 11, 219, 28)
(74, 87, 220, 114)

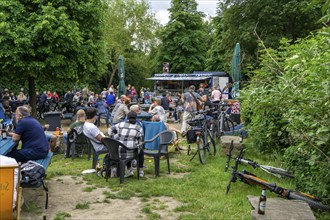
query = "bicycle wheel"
(197, 134, 207, 164)
(223, 118, 235, 134)
(260, 165, 294, 178)
(206, 129, 216, 156)
(289, 191, 330, 211)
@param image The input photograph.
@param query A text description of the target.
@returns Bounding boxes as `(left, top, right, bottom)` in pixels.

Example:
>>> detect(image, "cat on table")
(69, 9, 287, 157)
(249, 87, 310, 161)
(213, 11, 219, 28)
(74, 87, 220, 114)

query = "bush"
(241, 30, 330, 199)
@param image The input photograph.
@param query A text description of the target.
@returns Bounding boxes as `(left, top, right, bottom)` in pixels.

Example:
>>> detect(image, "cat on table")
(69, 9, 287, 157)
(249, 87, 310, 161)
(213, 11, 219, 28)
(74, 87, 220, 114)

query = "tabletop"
(0, 137, 18, 156)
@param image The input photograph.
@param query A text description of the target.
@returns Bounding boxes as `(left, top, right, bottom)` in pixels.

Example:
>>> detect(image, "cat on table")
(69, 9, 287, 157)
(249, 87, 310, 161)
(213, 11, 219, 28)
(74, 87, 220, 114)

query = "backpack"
(21, 161, 46, 186)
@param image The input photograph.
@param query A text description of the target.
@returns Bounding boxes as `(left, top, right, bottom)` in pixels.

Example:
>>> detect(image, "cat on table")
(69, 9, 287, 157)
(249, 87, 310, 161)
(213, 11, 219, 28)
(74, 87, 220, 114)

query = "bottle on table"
(55, 127, 60, 136)
(258, 189, 267, 215)
(2, 130, 7, 139)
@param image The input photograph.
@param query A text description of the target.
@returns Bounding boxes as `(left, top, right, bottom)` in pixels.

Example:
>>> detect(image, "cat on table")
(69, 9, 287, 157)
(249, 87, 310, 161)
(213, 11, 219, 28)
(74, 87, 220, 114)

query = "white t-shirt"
(212, 90, 221, 101)
(150, 106, 167, 122)
(83, 122, 106, 152)
(0, 155, 18, 208)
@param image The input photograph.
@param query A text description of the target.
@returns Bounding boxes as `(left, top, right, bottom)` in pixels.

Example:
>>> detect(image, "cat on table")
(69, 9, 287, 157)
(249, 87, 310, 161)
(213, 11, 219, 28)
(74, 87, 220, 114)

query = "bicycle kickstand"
(189, 148, 199, 162)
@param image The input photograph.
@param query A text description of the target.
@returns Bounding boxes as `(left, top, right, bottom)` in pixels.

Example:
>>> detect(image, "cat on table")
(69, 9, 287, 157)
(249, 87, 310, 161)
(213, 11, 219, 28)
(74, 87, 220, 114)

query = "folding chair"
(0, 164, 22, 220)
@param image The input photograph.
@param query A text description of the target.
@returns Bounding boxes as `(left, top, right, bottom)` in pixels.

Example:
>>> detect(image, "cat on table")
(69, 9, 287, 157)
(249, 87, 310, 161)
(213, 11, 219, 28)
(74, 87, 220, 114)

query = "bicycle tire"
(289, 191, 330, 211)
(260, 165, 294, 178)
(198, 134, 207, 164)
(206, 129, 216, 156)
(223, 118, 235, 134)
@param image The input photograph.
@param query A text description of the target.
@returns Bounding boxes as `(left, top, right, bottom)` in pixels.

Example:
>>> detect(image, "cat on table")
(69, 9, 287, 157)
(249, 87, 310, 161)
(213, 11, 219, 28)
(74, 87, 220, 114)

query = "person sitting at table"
(108, 111, 144, 177)
(148, 99, 167, 123)
(110, 95, 126, 124)
(6, 106, 49, 162)
(83, 107, 107, 153)
(112, 97, 130, 124)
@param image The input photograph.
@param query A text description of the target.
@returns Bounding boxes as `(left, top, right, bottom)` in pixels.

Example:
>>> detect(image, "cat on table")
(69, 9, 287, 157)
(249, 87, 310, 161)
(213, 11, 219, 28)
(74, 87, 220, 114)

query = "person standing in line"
(211, 86, 221, 101)
(180, 85, 203, 134)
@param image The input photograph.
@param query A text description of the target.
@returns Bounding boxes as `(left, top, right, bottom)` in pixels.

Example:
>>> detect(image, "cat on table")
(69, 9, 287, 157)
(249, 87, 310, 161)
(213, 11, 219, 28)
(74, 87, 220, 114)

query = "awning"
(146, 76, 210, 81)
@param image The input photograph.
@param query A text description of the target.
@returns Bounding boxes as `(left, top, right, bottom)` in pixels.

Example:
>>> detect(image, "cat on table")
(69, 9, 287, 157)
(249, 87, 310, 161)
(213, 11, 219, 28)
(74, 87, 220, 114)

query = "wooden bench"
(21, 151, 53, 209)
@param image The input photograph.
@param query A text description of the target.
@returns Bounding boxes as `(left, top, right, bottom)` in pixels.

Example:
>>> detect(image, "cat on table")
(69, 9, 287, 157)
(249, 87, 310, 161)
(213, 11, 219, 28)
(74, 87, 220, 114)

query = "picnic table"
(0, 137, 18, 156)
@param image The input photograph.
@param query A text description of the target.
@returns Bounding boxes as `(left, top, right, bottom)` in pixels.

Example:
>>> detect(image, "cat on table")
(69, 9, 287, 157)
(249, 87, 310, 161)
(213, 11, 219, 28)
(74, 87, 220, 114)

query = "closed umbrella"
(117, 55, 126, 98)
(231, 43, 241, 98)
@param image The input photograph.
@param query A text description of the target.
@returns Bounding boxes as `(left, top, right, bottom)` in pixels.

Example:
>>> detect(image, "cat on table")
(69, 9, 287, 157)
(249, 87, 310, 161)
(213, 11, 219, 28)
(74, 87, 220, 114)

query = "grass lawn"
(43, 139, 315, 220)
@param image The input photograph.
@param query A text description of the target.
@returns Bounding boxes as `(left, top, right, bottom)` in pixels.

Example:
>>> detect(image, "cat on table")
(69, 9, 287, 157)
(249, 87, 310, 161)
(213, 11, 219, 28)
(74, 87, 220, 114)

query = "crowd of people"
(0, 82, 230, 181)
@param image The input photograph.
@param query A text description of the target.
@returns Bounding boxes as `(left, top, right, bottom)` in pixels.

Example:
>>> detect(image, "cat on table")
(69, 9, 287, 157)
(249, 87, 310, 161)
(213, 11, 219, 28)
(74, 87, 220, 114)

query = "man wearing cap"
(108, 111, 144, 177)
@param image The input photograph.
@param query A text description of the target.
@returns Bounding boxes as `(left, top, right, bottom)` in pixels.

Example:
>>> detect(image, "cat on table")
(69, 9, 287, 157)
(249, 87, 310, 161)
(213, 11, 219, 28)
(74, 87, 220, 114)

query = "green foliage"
(241, 30, 330, 199)
(54, 212, 71, 220)
(208, 0, 323, 78)
(75, 201, 90, 209)
(157, 0, 209, 73)
(103, 0, 159, 89)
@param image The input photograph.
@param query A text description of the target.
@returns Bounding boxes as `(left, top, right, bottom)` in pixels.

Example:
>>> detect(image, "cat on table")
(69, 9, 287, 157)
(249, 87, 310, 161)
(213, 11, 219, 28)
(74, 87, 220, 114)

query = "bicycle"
(225, 140, 294, 178)
(213, 101, 235, 142)
(226, 146, 330, 211)
(185, 110, 217, 164)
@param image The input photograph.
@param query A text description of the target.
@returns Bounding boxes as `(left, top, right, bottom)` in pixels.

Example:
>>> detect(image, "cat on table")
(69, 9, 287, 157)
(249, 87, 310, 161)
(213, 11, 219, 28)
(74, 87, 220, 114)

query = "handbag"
(190, 92, 202, 111)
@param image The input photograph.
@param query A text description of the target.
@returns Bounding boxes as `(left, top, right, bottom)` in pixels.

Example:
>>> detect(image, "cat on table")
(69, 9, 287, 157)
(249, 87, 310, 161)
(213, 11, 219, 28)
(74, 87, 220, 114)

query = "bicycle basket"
(186, 129, 197, 143)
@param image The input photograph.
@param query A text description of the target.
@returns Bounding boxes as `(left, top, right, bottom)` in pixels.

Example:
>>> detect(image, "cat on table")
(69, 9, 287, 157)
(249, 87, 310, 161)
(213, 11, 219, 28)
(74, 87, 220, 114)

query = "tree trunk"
(108, 68, 116, 89)
(28, 76, 37, 118)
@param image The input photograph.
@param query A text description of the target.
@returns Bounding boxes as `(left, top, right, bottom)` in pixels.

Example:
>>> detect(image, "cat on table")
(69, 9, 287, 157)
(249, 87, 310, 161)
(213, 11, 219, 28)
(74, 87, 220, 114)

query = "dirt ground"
(20, 120, 185, 220)
(21, 175, 183, 220)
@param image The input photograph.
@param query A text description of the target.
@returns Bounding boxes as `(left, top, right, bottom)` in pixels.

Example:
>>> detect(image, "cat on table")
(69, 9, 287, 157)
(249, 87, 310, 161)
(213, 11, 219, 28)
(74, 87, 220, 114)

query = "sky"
(148, 0, 218, 25)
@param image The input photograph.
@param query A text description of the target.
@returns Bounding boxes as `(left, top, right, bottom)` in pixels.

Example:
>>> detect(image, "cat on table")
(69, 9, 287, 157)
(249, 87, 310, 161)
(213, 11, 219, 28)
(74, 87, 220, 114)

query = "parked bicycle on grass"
(226, 146, 330, 211)
(225, 140, 294, 178)
(184, 109, 217, 164)
(212, 101, 235, 142)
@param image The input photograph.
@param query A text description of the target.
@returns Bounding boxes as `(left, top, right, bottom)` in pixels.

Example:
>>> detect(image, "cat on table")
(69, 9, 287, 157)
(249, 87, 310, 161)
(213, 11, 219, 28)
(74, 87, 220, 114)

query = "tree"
(207, 0, 323, 77)
(103, 0, 160, 87)
(0, 0, 107, 116)
(157, 0, 208, 73)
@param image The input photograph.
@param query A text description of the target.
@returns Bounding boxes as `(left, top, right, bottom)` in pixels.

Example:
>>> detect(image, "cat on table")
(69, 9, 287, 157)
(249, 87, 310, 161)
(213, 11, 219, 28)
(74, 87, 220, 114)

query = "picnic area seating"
(101, 137, 140, 184)
(66, 126, 90, 159)
(21, 152, 53, 209)
(86, 138, 108, 169)
(143, 130, 174, 177)
(142, 121, 167, 150)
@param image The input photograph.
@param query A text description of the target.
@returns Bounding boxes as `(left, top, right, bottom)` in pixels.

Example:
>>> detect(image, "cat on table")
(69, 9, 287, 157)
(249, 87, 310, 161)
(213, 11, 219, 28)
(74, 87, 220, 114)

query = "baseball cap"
(127, 111, 137, 119)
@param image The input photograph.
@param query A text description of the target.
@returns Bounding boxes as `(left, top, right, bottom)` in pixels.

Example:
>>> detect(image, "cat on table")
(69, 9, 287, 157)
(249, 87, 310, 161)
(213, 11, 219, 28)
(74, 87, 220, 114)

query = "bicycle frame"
(225, 147, 330, 211)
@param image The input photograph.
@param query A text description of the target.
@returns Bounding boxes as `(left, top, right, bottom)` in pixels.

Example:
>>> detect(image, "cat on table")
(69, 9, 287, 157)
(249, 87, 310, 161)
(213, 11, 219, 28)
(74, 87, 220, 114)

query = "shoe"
(111, 167, 117, 178)
(125, 169, 134, 178)
(139, 171, 144, 177)
(131, 159, 137, 170)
